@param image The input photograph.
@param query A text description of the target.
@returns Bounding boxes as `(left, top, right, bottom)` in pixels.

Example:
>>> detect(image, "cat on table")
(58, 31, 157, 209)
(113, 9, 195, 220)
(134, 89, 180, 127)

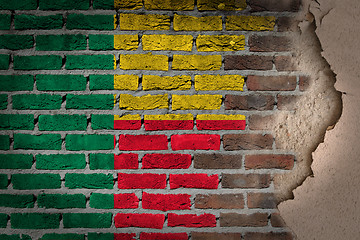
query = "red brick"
(118, 134, 168, 151)
(114, 233, 136, 240)
(114, 153, 138, 169)
(277, 95, 301, 110)
(222, 174, 271, 189)
(223, 134, 273, 150)
(249, 0, 300, 12)
(144, 120, 193, 131)
(197, 119, 246, 130)
(245, 154, 294, 170)
(195, 194, 244, 209)
(118, 173, 166, 189)
(248, 114, 275, 130)
(224, 55, 273, 70)
(171, 134, 220, 151)
(114, 193, 139, 209)
(299, 76, 311, 91)
(249, 35, 292, 52)
(170, 174, 219, 189)
(194, 153, 242, 169)
(247, 75, 297, 91)
(278, 17, 299, 32)
(225, 94, 275, 111)
(115, 213, 165, 229)
(114, 120, 141, 130)
(140, 233, 188, 240)
(142, 192, 191, 211)
(247, 192, 279, 209)
(274, 56, 298, 71)
(270, 213, 287, 227)
(244, 232, 293, 240)
(220, 213, 268, 227)
(142, 153, 191, 169)
(191, 232, 242, 240)
(168, 213, 216, 228)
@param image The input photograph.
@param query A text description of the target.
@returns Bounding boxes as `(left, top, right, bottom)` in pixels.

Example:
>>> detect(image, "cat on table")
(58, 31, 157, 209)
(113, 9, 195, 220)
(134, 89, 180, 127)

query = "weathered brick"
(197, 35, 245, 51)
(249, 35, 292, 52)
(226, 16, 276, 31)
(168, 213, 216, 228)
(0, 114, 34, 130)
(196, 114, 246, 130)
(172, 95, 222, 110)
(144, 114, 193, 131)
(172, 55, 221, 70)
(143, 192, 191, 211)
(36, 35, 86, 51)
(244, 232, 293, 240)
(40, 234, 84, 240)
(171, 134, 220, 150)
(0, 154, 33, 169)
(0, 174, 7, 189)
(142, 153, 191, 169)
(195, 194, 244, 209)
(143, 35, 193, 51)
(90, 75, 139, 90)
(0, 75, 33, 91)
(65, 134, 114, 150)
(65, 173, 113, 189)
(271, 213, 287, 227)
(37, 75, 86, 91)
(114, 154, 139, 169)
(195, 75, 244, 91)
(248, 114, 275, 130)
(119, 134, 168, 151)
(66, 55, 115, 70)
(222, 174, 271, 188)
(278, 17, 299, 32)
(198, 0, 246, 10)
(194, 153, 242, 169)
(88, 233, 115, 240)
(118, 173, 166, 189)
(119, 94, 168, 110)
(245, 154, 295, 170)
(120, 14, 170, 30)
(89, 193, 113, 209)
(0, 14, 10, 30)
(13, 134, 62, 150)
(39, 115, 87, 131)
(15, 15, 63, 30)
(89, 154, 112, 169)
(0, 35, 33, 50)
(247, 75, 297, 91)
(14, 56, 62, 70)
(89, 35, 138, 50)
(0, 213, 7, 228)
(115, 213, 165, 229)
(38, 194, 86, 209)
(299, 76, 311, 91)
(39, 0, 89, 10)
(223, 134, 273, 150)
(112, 115, 142, 130)
(63, 213, 112, 228)
(0, 55, 9, 70)
(12, 174, 61, 190)
(224, 55, 273, 70)
(191, 232, 242, 240)
(36, 154, 86, 170)
(66, 94, 114, 110)
(145, 0, 194, 10)
(114, 194, 139, 209)
(11, 213, 60, 229)
(274, 56, 298, 71)
(0, 0, 37, 10)
(247, 192, 279, 209)
(277, 95, 301, 111)
(120, 53, 168, 71)
(143, 75, 191, 91)
(90, 115, 113, 130)
(0, 234, 32, 240)
(140, 233, 188, 240)
(220, 213, 268, 227)
(225, 94, 275, 110)
(93, 0, 142, 9)
(0, 194, 35, 208)
(174, 15, 222, 31)
(249, 0, 300, 12)
(0, 95, 7, 109)
(13, 94, 62, 110)
(0, 135, 9, 150)
(170, 174, 219, 189)
(67, 14, 115, 30)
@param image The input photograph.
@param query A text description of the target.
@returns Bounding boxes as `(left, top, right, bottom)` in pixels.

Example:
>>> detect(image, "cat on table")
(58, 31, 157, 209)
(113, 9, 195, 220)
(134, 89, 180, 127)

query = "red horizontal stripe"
(171, 134, 220, 150)
(114, 193, 139, 209)
(114, 233, 136, 240)
(114, 120, 141, 130)
(140, 232, 188, 240)
(144, 120, 193, 131)
(197, 120, 246, 130)
(142, 153, 191, 169)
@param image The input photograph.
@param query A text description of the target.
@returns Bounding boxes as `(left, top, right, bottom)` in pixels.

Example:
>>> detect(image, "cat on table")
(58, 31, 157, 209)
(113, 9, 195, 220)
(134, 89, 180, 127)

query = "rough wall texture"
(0, 0, 343, 239)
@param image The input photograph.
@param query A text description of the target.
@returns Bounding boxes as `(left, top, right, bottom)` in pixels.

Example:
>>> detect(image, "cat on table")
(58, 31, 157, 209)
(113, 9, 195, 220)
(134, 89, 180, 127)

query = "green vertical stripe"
(89, 154, 114, 170)
(89, 75, 114, 90)
(91, 115, 114, 130)
(89, 35, 114, 50)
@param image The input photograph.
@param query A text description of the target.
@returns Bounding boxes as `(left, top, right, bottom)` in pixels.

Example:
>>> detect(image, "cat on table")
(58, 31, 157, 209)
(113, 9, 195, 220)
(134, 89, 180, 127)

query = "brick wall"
(0, 0, 303, 239)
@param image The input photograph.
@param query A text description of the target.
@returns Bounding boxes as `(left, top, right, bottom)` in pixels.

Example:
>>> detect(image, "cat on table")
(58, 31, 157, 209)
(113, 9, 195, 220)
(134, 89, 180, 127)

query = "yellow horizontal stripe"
(145, 113, 193, 121)
(114, 114, 141, 121)
(197, 114, 246, 120)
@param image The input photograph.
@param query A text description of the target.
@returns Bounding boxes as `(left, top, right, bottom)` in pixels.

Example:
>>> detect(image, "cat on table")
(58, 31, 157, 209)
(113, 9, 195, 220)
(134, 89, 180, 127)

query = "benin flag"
(144, 114, 194, 131)
(91, 114, 141, 130)
(89, 75, 139, 90)
(196, 114, 246, 130)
